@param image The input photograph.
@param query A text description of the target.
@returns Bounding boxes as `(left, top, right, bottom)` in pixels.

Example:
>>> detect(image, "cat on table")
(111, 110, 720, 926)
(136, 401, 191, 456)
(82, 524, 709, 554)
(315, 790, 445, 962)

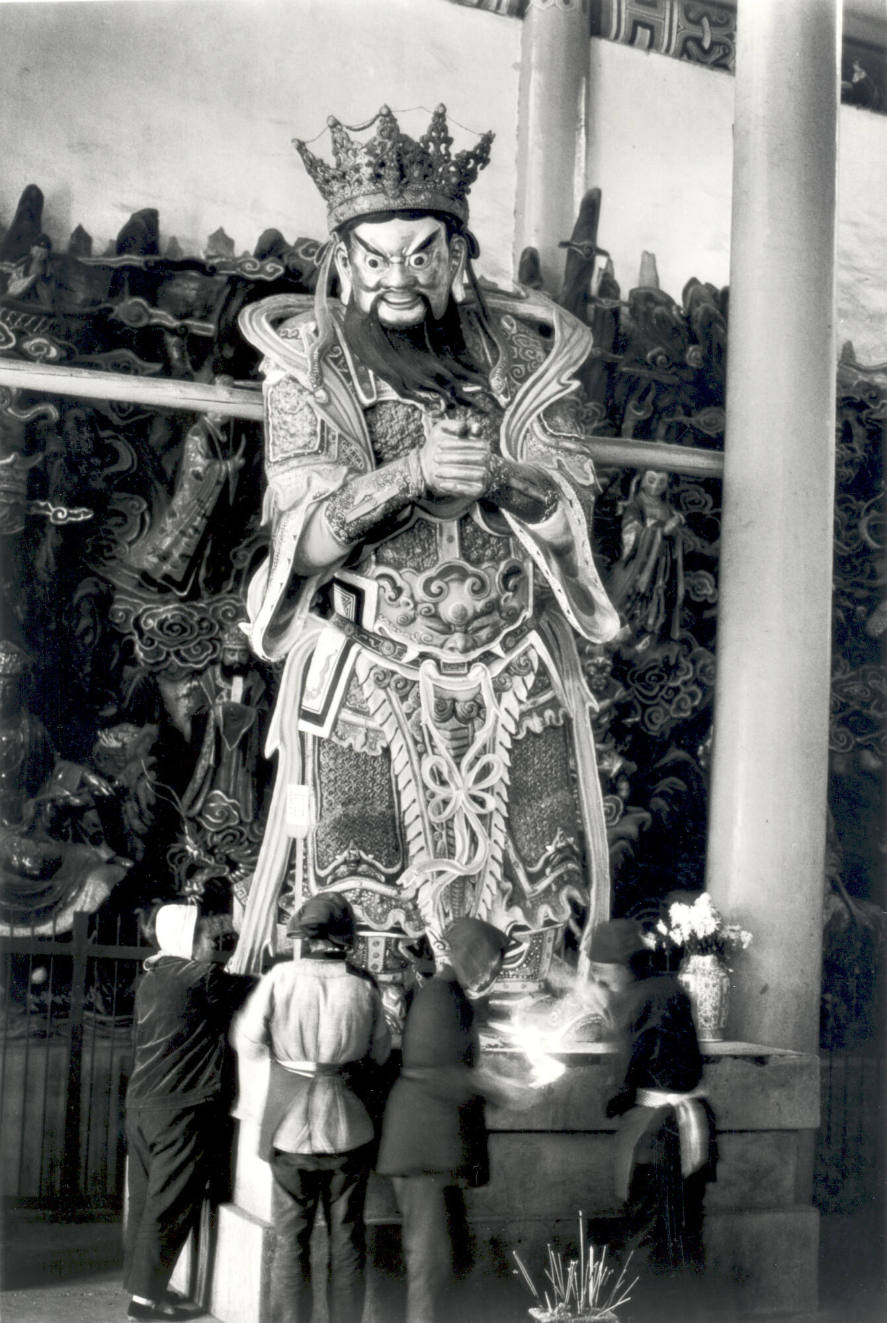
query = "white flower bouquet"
(645, 891, 752, 961)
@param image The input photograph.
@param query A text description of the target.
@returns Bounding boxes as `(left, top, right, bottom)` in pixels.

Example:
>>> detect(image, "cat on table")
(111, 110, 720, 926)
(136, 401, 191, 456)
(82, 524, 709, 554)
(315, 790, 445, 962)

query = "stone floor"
(0, 1208, 884, 1323)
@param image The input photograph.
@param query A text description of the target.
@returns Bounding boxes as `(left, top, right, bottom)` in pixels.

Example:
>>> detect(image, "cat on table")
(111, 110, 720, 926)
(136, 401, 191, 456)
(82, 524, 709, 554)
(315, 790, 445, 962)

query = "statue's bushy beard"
(342, 293, 492, 411)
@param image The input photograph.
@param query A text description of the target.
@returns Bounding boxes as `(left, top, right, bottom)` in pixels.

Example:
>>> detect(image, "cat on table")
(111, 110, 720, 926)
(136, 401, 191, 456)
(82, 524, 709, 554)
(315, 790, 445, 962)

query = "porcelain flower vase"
(679, 953, 731, 1041)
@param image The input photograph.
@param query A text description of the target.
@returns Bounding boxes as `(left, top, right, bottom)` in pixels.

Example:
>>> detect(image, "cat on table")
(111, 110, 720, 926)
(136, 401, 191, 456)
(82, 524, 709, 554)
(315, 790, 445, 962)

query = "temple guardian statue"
(231, 106, 619, 995)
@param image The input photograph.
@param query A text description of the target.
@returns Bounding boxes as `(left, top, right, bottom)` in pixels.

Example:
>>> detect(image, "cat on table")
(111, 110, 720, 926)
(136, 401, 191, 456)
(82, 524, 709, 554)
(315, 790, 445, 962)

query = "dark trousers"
(269, 1144, 372, 1323)
(124, 1102, 221, 1301)
(391, 1175, 471, 1323)
(623, 1118, 708, 1275)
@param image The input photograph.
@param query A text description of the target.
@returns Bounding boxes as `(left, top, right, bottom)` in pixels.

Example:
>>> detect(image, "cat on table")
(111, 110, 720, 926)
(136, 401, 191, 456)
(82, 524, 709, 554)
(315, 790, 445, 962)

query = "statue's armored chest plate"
(323, 398, 532, 662)
(360, 509, 533, 660)
(324, 394, 529, 658)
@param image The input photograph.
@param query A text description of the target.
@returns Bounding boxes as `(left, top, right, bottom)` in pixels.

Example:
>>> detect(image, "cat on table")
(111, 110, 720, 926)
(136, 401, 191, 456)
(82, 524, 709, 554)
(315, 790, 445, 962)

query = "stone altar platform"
(174, 1042, 820, 1321)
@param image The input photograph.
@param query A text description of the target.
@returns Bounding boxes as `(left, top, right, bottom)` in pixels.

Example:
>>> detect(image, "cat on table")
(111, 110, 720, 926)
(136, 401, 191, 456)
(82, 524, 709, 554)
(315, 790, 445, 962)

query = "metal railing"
(0, 911, 152, 1212)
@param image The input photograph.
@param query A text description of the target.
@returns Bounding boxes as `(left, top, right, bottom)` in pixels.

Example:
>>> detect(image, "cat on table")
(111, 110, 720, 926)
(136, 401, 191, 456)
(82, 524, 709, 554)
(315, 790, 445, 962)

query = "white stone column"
(514, 0, 590, 288)
(706, 0, 841, 1053)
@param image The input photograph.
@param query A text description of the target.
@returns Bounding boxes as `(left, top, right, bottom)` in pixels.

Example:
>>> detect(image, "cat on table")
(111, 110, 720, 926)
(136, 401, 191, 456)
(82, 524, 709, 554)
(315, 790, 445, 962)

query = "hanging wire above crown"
(293, 104, 494, 230)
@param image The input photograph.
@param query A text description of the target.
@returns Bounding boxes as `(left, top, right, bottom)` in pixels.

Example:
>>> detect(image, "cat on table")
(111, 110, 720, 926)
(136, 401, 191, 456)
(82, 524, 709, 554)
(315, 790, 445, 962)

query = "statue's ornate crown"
(293, 104, 494, 230)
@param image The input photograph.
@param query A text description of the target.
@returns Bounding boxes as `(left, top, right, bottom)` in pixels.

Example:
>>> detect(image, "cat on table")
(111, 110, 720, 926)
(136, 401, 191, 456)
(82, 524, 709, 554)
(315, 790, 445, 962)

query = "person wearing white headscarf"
(123, 905, 251, 1321)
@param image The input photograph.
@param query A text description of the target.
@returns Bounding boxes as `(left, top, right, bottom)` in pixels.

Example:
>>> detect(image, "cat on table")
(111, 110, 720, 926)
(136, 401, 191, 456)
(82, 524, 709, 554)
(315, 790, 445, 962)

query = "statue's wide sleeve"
(247, 363, 358, 662)
(505, 393, 620, 644)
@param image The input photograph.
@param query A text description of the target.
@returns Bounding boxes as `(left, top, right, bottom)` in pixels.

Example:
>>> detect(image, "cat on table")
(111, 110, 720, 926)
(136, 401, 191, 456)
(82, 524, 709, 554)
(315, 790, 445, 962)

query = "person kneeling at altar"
(585, 918, 718, 1318)
(232, 894, 391, 1323)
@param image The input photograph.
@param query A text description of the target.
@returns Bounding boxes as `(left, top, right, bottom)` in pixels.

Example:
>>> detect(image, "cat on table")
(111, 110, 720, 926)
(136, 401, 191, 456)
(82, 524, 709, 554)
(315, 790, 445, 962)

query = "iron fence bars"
(0, 911, 151, 1211)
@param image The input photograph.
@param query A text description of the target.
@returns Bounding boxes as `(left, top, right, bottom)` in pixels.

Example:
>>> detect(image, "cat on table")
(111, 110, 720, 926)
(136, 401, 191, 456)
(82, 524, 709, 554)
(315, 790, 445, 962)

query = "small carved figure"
(610, 469, 686, 647)
(181, 625, 266, 828)
(0, 825, 129, 934)
(89, 723, 159, 861)
(129, 402, 245, 594)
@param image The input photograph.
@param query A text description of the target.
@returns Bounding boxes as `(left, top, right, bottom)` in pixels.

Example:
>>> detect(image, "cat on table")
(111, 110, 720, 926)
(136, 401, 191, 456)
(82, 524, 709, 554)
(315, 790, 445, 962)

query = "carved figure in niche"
(181, 624, 266, 829)
(609, 469, 686, 648)
(232, 106, 619, 986)
(129, 400, 245, 594)
(0, 642, 55, 828)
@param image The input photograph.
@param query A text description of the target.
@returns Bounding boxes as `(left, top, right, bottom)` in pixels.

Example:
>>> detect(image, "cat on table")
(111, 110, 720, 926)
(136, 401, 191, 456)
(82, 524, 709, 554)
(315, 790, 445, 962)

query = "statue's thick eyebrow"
(405, 231, 440, 257)
(352, 229, 440, 260)
(352, 232, 389, 259)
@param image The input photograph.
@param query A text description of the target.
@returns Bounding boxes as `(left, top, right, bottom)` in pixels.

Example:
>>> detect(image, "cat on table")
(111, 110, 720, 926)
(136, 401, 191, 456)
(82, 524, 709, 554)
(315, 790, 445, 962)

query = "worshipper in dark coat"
(232, 893, 391, 1323)
(376, 916, 509, 1323)
(587, 918, 718, 1313)
(124, 904, 250, 1321)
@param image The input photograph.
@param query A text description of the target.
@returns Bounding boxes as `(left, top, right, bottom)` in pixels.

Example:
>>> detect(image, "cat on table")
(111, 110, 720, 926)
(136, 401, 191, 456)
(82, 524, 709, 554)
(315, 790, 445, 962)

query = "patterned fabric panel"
(312, 737, 402, 873)
(508, 719, 583, 866)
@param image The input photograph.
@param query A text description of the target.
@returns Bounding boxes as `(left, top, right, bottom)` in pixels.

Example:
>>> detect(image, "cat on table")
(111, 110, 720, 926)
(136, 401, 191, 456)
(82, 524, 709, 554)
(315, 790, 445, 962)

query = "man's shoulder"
(411, 973, 465, 1015)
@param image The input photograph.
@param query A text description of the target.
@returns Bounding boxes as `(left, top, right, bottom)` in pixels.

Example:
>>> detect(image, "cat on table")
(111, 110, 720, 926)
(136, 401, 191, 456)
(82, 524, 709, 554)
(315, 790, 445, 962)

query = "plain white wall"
(0, 0, 522, 288)
(585, 38, 887, 363)
(836, 102, 887, 361)
(2, 0, 884, 360)
(585, 42, 734, 299)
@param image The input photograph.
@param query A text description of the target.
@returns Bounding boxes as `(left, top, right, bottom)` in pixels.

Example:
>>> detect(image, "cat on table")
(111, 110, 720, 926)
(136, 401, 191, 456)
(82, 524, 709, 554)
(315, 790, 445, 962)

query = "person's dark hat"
(445, 916, 508, 989)
(288, 892, 356, 947)
(585, 918, 645, 965)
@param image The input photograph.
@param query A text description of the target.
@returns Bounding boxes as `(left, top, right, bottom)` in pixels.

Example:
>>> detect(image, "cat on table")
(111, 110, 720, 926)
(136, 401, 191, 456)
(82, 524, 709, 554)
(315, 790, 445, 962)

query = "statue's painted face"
(335, 215, 465, 329)
(221, 642, 249, 671)
(640, 469, 669, 497)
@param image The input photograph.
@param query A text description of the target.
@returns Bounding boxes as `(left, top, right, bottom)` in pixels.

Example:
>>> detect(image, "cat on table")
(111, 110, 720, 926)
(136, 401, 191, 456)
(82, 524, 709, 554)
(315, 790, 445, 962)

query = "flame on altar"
(480, 956, 617, 1093)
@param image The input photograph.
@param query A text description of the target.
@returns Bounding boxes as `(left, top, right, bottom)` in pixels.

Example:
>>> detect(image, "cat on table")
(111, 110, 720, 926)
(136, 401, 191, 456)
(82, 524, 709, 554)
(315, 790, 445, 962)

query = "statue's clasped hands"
(418, 416, 491, 500)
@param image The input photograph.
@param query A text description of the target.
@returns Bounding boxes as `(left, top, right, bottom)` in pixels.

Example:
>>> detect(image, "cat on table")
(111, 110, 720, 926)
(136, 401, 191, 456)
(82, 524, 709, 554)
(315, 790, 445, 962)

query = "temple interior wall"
(3, 0, 884, 358)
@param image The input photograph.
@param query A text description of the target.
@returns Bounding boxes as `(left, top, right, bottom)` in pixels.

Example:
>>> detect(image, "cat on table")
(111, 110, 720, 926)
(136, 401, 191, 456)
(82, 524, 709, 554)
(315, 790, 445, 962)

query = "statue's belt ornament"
(318, 549, 534, 665)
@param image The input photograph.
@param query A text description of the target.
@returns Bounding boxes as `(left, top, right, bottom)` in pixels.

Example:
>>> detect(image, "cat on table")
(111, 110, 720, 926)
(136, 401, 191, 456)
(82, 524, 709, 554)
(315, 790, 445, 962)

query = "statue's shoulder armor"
(238, 294, 323, 383)
(470, 283, 592, 408)
(480, 282, 591, 351)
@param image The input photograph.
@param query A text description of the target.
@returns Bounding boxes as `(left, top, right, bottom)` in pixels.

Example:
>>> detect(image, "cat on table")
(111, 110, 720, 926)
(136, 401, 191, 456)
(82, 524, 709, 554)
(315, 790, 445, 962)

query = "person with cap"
(123, 904, 250, 1321)
(232, 892, 390, 1323)
(585, 917, 718, 1314)
(376, 915, 509, 1323)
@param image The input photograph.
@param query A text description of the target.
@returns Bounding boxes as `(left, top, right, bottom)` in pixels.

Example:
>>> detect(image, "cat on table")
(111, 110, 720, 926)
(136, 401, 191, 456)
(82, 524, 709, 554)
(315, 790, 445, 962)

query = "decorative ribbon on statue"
(397, 660, 506, 931)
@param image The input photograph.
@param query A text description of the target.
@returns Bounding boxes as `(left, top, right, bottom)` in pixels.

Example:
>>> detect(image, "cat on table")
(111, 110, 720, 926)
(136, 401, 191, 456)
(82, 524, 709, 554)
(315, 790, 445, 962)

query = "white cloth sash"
(635, 1086, 709, 1178)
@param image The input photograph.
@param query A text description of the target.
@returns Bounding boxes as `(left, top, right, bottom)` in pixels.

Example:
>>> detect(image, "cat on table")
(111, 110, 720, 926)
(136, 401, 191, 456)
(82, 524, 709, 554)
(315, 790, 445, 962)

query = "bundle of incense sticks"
(511, 1211, 636, 1320)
